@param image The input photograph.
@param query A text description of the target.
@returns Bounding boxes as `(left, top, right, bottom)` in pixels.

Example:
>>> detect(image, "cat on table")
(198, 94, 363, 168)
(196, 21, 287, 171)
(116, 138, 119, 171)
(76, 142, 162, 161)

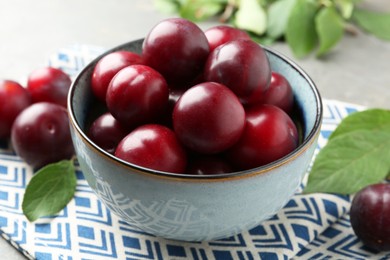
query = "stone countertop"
(1, 0, 389, 259)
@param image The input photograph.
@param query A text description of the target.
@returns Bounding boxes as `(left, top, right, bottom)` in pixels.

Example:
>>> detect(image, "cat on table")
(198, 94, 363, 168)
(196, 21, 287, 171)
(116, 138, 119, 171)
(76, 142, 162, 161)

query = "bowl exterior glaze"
(68, 39, 322, 241)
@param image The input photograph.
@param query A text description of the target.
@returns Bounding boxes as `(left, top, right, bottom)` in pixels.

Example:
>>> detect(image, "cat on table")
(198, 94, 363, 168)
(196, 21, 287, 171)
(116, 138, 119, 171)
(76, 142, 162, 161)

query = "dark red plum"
(27, 67, 71, 107)
(91, 51, 143, 102)
(204, 39, 271, 106)
(88, 112, 128, 154)
(173, 82, 245, 154)
(106, 65, 169, 128)
(115, 124, 187, 173)
(205, 25, 251, 52)
(350, 183, 390, 251)
(226, 104, 298, 170)
(0, 80, 31, 139)
(261, 72, 294, 114)
(142, 18, 209, 85)
(11, 102, 74, 169)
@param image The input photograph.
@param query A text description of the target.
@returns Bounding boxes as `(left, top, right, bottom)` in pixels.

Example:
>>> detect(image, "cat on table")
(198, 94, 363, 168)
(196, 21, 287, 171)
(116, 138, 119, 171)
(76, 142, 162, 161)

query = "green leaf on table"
(335, 0, 354, 19)
(330, 109, 390, 140)
(315, 6, 344, 56)
(285, 0, 318, 58)
(235, 0, 267, 35)
(304, 130, 390, 195)
(154, 0, 181, 14)
(352, 8, 390, 40)
(179, 0, 224, 21)
(22, 160, 77, 222)
(267, 0, 297, 39)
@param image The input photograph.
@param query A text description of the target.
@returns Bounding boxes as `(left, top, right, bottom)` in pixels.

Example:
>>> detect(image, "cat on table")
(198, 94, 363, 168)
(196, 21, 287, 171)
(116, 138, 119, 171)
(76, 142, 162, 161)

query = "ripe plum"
(262, 72, 294, 114)
(91, 51, 143, 102)
(350, 183, 390, 251)
(27, 67, 71, 107)
(173, 82, 245, 154)
(88, 112, 128, 154)
(205, 25, 251, 52)
(142, 18, 209, 85)
(226, 104, 298, 170)
(106, 65, 169, 128)
(204, 39, 271, 106)
(0, 80, 31, 139)
(11, 102, 74, 169)
(115, 124, 187, 173)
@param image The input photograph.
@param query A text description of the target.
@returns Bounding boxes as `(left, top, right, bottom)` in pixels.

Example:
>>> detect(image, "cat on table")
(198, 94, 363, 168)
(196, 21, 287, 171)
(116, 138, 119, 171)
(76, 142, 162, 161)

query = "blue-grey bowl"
(68, 39, 322, 241)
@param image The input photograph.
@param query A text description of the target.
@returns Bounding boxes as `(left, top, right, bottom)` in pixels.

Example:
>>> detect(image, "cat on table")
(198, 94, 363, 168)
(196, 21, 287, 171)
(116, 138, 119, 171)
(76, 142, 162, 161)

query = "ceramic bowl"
(68, 39, 322, 241)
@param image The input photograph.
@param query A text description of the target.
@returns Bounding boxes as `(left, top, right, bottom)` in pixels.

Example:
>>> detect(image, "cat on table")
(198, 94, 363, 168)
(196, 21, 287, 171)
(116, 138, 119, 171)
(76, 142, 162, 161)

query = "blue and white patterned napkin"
(1, 45, 389, 260)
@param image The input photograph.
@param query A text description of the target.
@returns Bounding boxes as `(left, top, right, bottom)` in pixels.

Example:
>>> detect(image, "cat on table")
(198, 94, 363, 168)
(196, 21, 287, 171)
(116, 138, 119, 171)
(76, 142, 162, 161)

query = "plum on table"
(27, 67, 71, 107)
(11, 102, 74, 169)
(0, 80, 31, 139)
(350, 183, 390, 252)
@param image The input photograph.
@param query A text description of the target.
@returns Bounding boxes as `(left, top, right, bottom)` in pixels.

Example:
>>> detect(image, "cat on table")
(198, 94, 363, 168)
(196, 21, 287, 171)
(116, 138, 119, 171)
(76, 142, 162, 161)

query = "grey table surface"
(1, 0, 389, 259)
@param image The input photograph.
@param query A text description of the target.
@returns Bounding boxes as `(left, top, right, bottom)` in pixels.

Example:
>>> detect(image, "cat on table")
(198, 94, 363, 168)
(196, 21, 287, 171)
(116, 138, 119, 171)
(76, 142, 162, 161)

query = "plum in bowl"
(68, 37, 322, 241)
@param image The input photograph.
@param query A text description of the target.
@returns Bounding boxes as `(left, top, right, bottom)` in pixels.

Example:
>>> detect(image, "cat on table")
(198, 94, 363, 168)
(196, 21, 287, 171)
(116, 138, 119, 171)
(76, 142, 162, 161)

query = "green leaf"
(235, 0, 267, 35)
(267, 0, 297, 39)
(250, 34, 276, 45)
(335, 0, 354, 19)
(315, 6, 344, 56)
(179, 0, 224, 21)
(154, 0, 180, 14)
(330, 109, 390, 140)
(259, 0, 277, 6)
(285, 0, 318, 58)
(304, 130, 390, 195)
(352, 8, 390, 40)
(22, 160, 77, 222)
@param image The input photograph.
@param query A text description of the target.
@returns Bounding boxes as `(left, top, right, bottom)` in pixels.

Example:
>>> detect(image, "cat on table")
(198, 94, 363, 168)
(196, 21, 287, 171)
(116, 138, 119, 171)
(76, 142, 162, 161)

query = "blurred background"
(0, 0, 389, 111)
(0, 0, 389, 258)
(1, 0, 390, 109)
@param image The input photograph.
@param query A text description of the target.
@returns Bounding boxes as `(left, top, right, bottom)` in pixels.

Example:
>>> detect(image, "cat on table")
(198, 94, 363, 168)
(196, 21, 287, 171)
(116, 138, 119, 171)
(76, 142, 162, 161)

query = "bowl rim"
(68, 39, 323, 181)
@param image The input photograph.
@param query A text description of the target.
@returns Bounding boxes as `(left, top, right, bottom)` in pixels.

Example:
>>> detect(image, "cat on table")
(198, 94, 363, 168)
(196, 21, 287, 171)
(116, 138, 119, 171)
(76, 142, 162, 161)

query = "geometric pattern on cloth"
(0, 45, 389, 260)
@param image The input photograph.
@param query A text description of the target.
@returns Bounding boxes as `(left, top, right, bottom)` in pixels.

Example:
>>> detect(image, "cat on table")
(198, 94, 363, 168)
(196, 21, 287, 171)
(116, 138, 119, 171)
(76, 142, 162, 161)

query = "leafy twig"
(219, 0, 238, 23)
(153, 0, 390, 58)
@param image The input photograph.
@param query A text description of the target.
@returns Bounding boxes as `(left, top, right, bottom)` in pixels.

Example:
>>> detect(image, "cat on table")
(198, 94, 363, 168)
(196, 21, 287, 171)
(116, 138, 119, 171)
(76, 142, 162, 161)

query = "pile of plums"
(88, 18, 298, 175)
(0, 67, 74, 169)
(1, 17, 389, 252)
